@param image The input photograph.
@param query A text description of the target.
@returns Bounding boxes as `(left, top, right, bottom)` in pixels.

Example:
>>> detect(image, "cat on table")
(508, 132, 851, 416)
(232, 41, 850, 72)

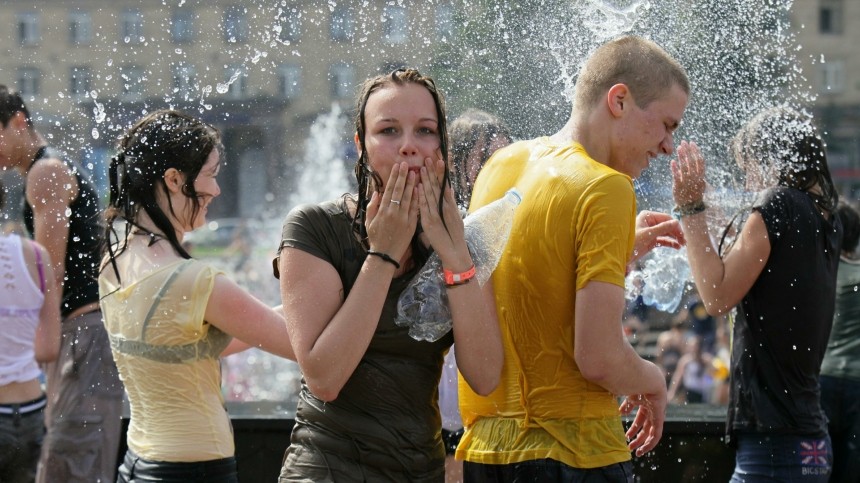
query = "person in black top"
(672, 107, 840, 482)
(0, 85, 123, 483)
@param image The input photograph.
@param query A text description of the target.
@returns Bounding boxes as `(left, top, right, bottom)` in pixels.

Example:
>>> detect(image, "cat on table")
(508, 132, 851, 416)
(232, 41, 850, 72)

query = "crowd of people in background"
(0, 31, 858, 483)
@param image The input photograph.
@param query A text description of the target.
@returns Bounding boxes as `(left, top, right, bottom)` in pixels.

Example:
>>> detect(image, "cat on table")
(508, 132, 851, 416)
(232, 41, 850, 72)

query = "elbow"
(461, 347, 503, 396)
(34, 346, 59, 363)
(698, 295, 734, 317)
(468, 370, 500, 397)
(303, 372, 343, 402)
(575, 352, 611, 385)
(306, 381, 340, 402)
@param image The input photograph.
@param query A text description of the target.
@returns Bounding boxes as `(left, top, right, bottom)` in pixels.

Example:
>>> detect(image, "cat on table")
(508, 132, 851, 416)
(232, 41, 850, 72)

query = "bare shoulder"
(26, 157, 78, 205)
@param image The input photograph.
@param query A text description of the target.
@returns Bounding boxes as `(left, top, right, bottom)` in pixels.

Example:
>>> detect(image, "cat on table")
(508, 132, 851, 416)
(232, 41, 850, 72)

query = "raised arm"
(280, 164, 419, 402)
(672, 141, 770, 315)
(575, 281, 667, 456)
(418, 155, 502, 396)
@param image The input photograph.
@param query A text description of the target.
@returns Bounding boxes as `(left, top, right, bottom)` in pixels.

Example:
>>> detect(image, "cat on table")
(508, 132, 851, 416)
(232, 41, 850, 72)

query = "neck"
(15, 133, 47, 174)
(551, 110, 608, 165)
(135, 211, 183, 244)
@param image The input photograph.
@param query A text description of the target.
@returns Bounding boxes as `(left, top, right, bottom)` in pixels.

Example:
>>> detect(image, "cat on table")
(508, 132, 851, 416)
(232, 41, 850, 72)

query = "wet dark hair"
(102, 110, 222, 281)
(837, 201, 860, 254)
(449, 109, 512, 208)
(350, 68, 450, 255)
(731, 107, 838, 215)
(0, 85, 33, 128)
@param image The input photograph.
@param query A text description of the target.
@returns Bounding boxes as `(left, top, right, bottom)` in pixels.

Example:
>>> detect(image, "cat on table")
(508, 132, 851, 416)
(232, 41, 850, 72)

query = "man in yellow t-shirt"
(458, 35, 690, 481)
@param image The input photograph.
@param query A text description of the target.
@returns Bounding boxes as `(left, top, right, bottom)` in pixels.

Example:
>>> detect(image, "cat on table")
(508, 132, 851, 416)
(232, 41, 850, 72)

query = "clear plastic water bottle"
(626, 246, 690, 313)
(396, 188, 523, 342)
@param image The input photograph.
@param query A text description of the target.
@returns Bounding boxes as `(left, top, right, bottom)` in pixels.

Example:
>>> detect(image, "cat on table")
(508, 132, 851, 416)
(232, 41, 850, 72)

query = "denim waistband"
(0, 394, 47, 416)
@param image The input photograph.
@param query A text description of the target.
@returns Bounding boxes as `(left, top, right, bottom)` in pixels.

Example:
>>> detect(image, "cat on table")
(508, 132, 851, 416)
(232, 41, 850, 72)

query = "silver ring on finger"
(391, 199, 401, 205)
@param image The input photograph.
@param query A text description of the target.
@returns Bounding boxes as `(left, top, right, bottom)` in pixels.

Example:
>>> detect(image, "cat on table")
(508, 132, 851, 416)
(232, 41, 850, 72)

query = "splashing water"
(289, 103, 354, 207)
(538, 0, 807, 310)
(218, 104, 351, 404)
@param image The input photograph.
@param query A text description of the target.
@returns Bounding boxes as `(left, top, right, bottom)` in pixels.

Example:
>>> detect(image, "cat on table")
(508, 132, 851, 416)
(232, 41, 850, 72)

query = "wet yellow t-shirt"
(100, 259, 233, 462)
(457, 138, 636, 469)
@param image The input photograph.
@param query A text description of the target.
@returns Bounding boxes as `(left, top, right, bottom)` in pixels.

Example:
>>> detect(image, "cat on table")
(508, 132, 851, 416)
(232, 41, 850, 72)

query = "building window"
(224, 6, 248, 43)
(277, 7, 302, 42)
(69, 66, 92, 98)
(223, 65, 247, 99)
(330, 6, 354, 42)
(69, 11, 92, 45)
(436, 4, 455, 40)
(171, 10, 195, 43)
(120, 65, 145, 99)
(819, 60, 845, 94)
(17, 67, 41, 97)
(330, 63, 354, 99)
(382, 5, 408, 44)
(819, 0, 844, 35)
(277, 64, 301, 99)
(17, 13, 40, 46)
(121, 9, 144, 44)
(172, 63, 197, 98)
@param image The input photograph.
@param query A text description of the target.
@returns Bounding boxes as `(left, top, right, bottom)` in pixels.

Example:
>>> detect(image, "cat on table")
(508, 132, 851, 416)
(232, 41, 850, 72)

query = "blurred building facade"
(0, 1, 456, 219)
(794, 0, 860, 196)
(1, 0, 859, 220)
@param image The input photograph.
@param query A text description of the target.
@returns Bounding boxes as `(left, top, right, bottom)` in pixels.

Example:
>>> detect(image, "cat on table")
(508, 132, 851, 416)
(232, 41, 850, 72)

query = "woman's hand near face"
(671, 141, 706, 206)
(417, 153, 471, 271)
(365, 161, 419, 262)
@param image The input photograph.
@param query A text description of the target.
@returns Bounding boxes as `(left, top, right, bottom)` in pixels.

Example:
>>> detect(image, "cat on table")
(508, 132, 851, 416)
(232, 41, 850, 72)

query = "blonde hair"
(574, 35, 689, 112)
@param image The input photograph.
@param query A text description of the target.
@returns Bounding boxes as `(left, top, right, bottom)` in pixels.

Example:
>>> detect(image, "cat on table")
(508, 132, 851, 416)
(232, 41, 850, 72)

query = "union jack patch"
(799, 439, 829, 467)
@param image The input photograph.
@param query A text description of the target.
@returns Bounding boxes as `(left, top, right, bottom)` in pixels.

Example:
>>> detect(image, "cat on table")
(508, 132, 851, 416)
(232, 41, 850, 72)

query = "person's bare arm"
(205, 275, 295, 361)
(448, 276, 502, 396)
(32, 244, 61, 362)
(575, 281, 667, 456)
(25, 159, 77, 291)
(672, 141, 770, 315)
(280, 164, 419, 402)
(279, 248, 397, 402)
(419, 156, 502, 396)
(666, 355, 690, 402)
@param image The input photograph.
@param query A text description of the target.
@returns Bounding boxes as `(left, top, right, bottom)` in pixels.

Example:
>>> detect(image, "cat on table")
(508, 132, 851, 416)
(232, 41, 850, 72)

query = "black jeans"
(0, 397, 45, 483)
(464, 458, 634, 483)
(117, 450, 239, 483)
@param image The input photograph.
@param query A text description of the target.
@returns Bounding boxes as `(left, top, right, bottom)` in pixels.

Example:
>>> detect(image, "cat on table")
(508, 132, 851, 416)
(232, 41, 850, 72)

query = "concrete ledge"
(119, 403, 733, 481)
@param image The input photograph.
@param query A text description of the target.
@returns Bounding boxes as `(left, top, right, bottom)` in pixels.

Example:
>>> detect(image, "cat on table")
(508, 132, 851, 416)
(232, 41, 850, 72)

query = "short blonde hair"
(574, 35, 689, 112)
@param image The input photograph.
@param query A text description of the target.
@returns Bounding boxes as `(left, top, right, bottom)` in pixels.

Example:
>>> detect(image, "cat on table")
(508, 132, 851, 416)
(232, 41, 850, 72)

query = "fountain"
(205, 103, 353, 408)
(6, 0, 823, 479)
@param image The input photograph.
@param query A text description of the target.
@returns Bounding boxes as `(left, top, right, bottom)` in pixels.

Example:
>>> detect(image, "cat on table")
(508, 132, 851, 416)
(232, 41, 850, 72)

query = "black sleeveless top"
(726, 187, 841, 444)
(23, 146, 102, 317)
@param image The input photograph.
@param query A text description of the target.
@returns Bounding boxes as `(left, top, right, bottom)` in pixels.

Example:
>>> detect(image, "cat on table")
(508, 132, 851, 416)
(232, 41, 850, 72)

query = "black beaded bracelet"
(672, 200, 707, 220)
(366, 250, 400, 269)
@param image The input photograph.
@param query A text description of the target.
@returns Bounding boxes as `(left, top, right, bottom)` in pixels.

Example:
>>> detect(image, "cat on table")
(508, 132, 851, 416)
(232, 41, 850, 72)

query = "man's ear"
(163, 168, 185, 194)
(607, 83, 631, 118)
(11, 111, 29, 130)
